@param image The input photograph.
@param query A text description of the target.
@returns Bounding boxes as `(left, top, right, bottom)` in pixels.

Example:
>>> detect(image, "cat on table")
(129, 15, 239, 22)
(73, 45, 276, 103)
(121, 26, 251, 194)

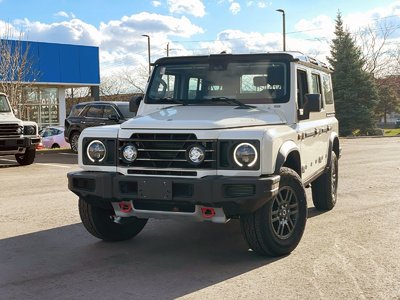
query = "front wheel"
(79, 198, 148, 241)
(15, 148, 36, 165)
(70, 132, 80, 153)
(312, 151, 338, 211)
(240, 167, 307, 256)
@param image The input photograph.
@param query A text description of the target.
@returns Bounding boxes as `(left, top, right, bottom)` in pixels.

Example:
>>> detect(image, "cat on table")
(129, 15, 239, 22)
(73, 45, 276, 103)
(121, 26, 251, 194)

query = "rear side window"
(85, 105, 104, 118)
(322, 74, 334, 104)
(69, 104, 86, 117)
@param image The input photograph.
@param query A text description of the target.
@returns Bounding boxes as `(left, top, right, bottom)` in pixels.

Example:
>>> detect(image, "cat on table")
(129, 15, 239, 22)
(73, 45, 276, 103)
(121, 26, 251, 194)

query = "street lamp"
(276, 9, 286, 51)
(142, 34, 151, 75)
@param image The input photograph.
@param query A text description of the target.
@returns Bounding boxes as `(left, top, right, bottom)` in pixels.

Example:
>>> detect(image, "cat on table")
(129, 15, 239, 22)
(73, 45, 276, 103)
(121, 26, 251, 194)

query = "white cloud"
(168, 0, 206, 17)
(54, 11, 76, 19)
(54, 11, 69, 18)
(257, 1, 271, 8)
(152, 1, 162, 7)
(294, 15, 335, 40)
(229, 2, 241, 15)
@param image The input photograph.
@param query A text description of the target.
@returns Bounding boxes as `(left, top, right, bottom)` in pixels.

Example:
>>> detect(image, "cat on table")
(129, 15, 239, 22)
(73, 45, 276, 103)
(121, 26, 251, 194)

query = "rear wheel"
(240, 167, 307, 256)
(51, 143, 60, 149)
(70, 132, 80, 153)
(79, 198, 148, 241)
(15, 148, 36, 165)
(312, 151, 338, 211)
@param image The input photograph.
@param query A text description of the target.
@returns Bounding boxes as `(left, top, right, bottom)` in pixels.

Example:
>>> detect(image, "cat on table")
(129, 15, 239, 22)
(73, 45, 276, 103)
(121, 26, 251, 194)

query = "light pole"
(142, 34, 151, 75)
(276, 9, 286, 51)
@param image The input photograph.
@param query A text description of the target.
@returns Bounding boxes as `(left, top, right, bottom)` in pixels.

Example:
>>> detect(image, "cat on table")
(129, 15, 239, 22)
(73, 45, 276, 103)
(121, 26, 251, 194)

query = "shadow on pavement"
(307, 207, 328, 218)
(0, 219, 280, 298)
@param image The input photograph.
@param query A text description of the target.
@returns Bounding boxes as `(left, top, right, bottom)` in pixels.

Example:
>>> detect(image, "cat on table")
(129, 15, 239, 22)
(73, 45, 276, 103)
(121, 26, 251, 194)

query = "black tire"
(51, 143, 60, 149)
(70, 132, 80, 153)
(240, 167, 307, 257)
(79, 198, 148, 241)
(15, 148, 36, 165)
(312, 151, 338, 211)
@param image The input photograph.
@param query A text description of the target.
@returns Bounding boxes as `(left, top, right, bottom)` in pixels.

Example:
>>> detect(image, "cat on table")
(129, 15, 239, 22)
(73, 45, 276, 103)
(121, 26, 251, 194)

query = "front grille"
(0, 123, 21, 137)
(119, 133, 217, 170)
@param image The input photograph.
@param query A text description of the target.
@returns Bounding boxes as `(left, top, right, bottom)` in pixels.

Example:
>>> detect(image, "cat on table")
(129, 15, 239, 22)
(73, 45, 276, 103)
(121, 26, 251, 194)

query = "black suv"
(64, 101, 136, 152)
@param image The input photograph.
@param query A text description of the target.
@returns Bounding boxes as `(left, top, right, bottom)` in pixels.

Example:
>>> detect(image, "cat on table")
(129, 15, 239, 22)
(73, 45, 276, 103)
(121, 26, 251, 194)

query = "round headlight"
(24, 126, 35, 135)
(122, 144, 138, 162)
(233, 143, 258, 167)
(87, 140, 106, 162)
(187, 145, 205, 165)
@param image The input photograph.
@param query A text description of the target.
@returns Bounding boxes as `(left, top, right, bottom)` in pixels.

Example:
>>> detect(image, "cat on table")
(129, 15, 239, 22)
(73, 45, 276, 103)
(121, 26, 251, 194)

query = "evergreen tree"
(328, 12, 378, 136)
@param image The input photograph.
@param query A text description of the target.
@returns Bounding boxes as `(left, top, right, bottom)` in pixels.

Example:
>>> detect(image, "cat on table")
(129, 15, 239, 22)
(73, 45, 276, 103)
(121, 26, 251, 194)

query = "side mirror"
(108, 114, 120, 122)
(303, 93, 322, 119)
(130, 95, 143, 112)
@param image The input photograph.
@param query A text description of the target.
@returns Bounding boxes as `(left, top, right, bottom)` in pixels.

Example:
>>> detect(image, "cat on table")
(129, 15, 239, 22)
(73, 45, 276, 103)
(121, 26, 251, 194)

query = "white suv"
(0, 93, 40, 165)
(68, 52, 340, 256)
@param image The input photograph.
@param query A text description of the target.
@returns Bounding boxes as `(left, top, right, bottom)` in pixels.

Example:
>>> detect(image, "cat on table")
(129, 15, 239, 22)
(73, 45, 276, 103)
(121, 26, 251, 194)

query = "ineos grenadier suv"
(0, 93, 40, 165)
(68, 52, 340, 256)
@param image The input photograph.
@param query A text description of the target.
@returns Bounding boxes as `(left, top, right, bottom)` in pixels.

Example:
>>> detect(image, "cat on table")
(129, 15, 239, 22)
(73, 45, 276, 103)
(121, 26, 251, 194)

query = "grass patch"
(384, 129, 400, 136)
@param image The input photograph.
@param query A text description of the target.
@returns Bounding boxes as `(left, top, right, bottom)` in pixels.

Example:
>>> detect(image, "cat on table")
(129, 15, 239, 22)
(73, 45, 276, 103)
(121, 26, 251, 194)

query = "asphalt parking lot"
(1, 138, 400, 299)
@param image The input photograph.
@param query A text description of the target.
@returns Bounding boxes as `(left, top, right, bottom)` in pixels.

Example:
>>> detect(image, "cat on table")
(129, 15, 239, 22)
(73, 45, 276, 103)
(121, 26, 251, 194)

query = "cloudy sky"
(1, 0, 400, 76)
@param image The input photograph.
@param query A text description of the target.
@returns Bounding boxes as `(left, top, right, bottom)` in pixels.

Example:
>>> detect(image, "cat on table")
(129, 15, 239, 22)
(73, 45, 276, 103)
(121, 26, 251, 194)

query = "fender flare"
(327, 132, 340, 168)
(274, 140, 301, 174)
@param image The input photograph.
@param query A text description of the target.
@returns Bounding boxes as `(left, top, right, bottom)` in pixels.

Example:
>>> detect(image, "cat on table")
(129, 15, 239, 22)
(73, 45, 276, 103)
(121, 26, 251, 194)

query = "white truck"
(68, 52, 340, 256)
(0, 93, 40, 165)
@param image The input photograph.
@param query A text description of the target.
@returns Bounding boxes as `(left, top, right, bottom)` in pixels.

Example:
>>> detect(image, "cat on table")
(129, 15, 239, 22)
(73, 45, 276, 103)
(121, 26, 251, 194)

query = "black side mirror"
(130, 95, 143, 112)
(108, 114, 120, 122)
(303, 93, 322, 119)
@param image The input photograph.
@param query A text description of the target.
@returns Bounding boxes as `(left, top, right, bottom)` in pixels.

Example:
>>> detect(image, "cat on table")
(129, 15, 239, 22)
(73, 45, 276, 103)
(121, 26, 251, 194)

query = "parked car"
(40, 126, 70, 149)
(0, 93, 40, 165)
(64, 101, 136, 153)
(395, 118, 400, 128)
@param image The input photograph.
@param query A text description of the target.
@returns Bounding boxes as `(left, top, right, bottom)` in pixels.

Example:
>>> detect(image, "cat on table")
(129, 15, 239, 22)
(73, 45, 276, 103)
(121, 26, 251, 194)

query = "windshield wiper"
(158, 97, 188, 106)
(209, 97, 255, 109)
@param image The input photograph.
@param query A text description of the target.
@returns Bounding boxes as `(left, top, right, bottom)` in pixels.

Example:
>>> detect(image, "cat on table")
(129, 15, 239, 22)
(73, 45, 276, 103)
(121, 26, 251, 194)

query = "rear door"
(82, 104, 106, 129)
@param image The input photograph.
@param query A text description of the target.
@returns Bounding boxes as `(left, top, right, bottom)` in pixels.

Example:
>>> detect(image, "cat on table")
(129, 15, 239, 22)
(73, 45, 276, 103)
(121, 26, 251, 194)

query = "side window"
(311, 73, 322, 94)
(188, 77, 202, 99)
(85, 105, 104, 118)
(297, 69, 308, 109)
(311, 73, 323, 108)
(103, 105, 118, 118)
(322, 74, 334, 104)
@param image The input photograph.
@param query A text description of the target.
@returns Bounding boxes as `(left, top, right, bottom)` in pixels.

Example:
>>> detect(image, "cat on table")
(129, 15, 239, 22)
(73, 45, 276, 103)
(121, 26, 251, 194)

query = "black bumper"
(0, 136, 39, 150)
(68, 171, 280, 216)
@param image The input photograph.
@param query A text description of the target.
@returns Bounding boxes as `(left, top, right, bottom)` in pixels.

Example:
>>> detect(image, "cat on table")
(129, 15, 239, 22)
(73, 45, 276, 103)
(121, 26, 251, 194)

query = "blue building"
(0, 39, 100, 128)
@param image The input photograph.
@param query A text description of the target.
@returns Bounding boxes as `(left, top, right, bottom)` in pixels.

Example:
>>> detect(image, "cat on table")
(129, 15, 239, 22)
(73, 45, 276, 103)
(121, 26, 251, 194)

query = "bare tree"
(355, 19, 399, 77)
(118, 64, 149, 94)
(99, 75, 129, 96)
(0, 27, 39, 110)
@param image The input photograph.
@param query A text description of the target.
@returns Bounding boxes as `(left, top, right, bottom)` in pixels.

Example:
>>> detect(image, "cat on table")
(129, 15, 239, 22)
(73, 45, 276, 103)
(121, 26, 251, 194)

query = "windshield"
(146, 60, 289, 105)
(0, 95, 11, 112)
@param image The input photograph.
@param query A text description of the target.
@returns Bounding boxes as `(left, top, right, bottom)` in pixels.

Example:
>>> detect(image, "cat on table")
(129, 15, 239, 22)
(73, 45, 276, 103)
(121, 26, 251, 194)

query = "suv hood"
(0, 112, 22, 124)
(121, 106, 285, 130)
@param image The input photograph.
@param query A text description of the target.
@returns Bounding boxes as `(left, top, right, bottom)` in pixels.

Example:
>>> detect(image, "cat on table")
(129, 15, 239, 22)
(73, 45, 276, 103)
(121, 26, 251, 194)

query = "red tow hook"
(119, 201, 133, 213)
(201, 207, 216, 219)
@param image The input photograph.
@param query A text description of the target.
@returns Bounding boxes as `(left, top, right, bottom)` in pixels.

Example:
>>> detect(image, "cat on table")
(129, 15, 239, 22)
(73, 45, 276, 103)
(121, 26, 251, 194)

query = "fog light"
(187, 145, 205, 165)
(122, 144, 137, 162)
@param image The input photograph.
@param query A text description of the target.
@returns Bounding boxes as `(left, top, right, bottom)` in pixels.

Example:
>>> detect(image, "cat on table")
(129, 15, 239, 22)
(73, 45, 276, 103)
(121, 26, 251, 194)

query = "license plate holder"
(137, 179, 172, 200)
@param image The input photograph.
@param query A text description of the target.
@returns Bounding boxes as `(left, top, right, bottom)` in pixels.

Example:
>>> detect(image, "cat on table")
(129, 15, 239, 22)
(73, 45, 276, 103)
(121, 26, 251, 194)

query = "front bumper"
(0, 136, 40, 152)
(68, 171, 280, 216)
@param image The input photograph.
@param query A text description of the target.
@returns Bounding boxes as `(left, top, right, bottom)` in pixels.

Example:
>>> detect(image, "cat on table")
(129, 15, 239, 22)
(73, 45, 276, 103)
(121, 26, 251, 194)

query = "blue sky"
(1, 0, 400, 76)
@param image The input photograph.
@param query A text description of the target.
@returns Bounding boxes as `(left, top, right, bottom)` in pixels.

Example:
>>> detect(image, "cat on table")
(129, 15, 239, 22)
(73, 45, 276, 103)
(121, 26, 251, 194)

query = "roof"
(154, 51, 332, 72)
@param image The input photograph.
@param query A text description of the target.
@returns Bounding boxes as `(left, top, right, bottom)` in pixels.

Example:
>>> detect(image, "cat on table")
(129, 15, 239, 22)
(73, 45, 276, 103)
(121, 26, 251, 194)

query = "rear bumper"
(68, 171, 280, 216)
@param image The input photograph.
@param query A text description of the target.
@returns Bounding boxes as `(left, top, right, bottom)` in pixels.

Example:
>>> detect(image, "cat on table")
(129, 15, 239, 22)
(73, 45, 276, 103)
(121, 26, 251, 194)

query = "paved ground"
(0, 138, 399, 299)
